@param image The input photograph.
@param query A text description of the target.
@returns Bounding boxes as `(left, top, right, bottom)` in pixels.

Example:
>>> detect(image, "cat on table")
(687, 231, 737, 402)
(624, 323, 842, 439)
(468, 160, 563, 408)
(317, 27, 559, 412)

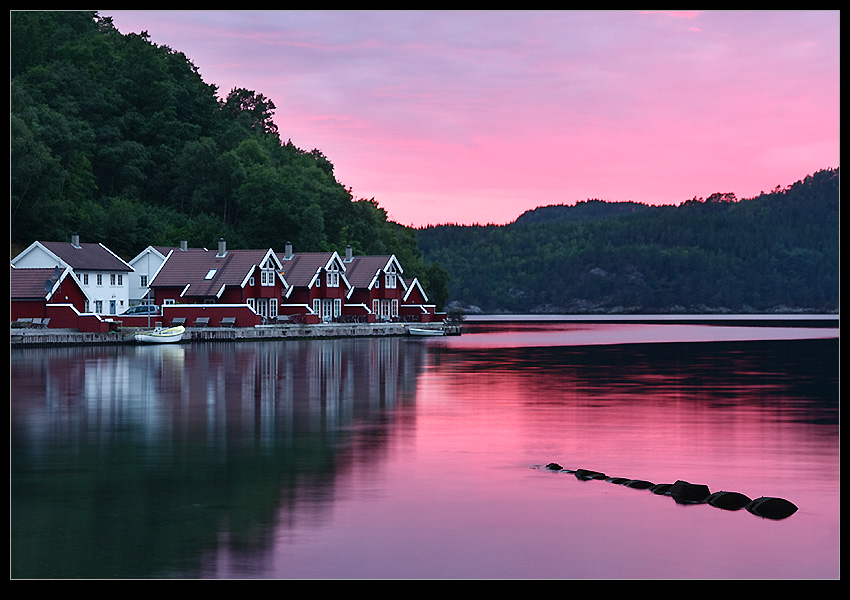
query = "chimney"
(217, 238, 226, 257)
(180, 240, 188, 251)
(71, 232, 80, 248)
(345, 244, 353, 262)
(284, 241, 293, 260)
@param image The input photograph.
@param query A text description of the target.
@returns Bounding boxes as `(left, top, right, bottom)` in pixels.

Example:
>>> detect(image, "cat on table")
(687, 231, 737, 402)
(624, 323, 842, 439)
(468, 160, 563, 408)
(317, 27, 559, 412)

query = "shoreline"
(10, 322, 460, 347)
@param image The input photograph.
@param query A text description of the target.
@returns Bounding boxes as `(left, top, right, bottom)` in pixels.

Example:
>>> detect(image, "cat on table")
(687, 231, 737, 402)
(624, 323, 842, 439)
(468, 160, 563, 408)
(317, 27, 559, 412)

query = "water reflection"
(10, 323, 839, 579)
(11, 338, 426, 579)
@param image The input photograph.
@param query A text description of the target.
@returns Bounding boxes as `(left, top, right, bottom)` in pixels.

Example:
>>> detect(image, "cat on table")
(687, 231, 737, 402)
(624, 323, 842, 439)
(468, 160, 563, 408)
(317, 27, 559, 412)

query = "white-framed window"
(270, 298, 278, 318)
(96, 274, 102, 286)
(391, 298, 399, 317)
(82, 273, 89, 286)
(95, 300, 103, 313)
(140, 275, 147, 287)
(333, 298, 342, 317)
(117, 274, 123, 286)
(313, 298, 321, 314)
(372, 299, 380, 314)
(326, 264, 340, 287)
(261, 258, 275, 286)
(163, 299, 175, 305)
(110, 273, 116, 286)
(385, 268, 397, 289)
(250, 276, 255, 286)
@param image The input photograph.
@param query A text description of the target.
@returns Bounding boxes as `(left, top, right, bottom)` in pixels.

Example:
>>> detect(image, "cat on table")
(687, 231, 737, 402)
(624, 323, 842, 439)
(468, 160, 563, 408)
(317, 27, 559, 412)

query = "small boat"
(407, 327, 445, 337)
(134, 325, 185, 344)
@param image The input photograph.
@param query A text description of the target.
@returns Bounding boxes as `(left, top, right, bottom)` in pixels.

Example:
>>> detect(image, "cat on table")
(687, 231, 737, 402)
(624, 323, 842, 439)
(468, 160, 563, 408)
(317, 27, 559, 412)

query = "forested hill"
(10, 11, 450, 308)
(417, 168, 839, 314)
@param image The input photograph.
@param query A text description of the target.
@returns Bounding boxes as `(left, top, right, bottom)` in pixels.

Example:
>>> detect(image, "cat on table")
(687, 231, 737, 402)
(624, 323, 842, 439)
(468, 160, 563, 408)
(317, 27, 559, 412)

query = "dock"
(10, 322, 461, 347)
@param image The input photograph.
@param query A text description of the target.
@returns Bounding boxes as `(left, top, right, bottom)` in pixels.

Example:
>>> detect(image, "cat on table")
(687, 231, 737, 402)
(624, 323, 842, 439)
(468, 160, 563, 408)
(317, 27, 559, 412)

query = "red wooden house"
(10, 265, 88, 323)
(276, 243, 351, 323)
(400, 277, 440, 322)
(343, 252, 406, 321)
(148, 239, 285, 326)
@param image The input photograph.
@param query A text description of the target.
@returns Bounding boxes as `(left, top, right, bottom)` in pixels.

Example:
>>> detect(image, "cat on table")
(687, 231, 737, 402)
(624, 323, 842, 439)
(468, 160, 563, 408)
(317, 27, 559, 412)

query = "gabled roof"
(402, 277, 429, 303)
(276, 251, 351, 292)
(343, 255, 403, 289)
(16, 240, 132, 272)
(10, 266, 79, 301)
(150, 247, 282, 298)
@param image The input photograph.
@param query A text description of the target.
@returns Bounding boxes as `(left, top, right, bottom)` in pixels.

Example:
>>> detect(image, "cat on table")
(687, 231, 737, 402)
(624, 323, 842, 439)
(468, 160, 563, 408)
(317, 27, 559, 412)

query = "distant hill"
(513, 199, 652, 226)
(417, 168, 839, 314)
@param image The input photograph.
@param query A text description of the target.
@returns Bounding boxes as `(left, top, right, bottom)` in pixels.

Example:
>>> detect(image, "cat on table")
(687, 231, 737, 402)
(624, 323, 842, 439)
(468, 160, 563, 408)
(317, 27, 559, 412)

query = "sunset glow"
(105, 10, 839, 227)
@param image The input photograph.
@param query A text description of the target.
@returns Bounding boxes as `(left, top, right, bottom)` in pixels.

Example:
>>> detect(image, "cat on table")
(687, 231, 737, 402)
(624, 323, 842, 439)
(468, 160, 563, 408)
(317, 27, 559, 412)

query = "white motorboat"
(134, 325, 185, 344)
(407, 327, 445, 337)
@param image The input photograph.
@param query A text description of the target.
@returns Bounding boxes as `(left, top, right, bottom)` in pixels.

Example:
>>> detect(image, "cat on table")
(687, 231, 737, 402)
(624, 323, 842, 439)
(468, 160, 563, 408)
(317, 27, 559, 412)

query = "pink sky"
(104, 10, 839, 227)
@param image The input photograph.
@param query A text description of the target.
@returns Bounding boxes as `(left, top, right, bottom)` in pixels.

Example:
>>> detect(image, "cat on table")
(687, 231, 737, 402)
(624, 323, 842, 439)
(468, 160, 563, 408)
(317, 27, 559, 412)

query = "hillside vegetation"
(417, 169, 839, 314)
(10, 11, 450, 309)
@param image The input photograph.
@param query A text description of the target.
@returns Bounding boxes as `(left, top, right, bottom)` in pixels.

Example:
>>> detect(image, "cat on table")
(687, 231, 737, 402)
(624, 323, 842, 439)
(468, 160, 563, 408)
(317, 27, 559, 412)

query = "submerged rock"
(745, 497, 798, 520)
(545, 463, 563, 471)
(605, 477, 630, 484)
(649, 483, 673, 495)
(623, 479, 655, 489)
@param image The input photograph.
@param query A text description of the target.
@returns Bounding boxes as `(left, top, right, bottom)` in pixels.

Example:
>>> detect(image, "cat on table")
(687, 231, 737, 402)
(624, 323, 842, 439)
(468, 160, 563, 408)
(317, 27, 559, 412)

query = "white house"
(127, 240, 192, 306)
(11, 233, 134, 316)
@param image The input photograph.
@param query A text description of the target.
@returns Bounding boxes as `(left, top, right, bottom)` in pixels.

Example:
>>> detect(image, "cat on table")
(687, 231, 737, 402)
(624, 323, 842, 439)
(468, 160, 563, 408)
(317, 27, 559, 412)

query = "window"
(333, 298, 342, 317)
(372, 299, 380, 314)
(140, 275, 147, 287)
(163, 299, 175, 305)
(95, 300, 103, 313)
(261, 259, 275, 286)
(326, 264, 339, 287)
(96, 274, 102, 286)
(117, 274, 122, 286)
(250, 276, 255, 286)
(110, 274, 116, 286)
(313, 299, 321, 314)
(270, 298, 278, 318)
(385, 265, 397, 289)
(204, 269, 217, 280)
(83, 273, 89, 286)
(391, 299, 399, 317)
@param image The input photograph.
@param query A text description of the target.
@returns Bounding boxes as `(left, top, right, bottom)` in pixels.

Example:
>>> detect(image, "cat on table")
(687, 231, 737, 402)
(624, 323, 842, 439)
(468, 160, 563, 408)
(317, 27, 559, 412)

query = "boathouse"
(276, 242, 351, 323)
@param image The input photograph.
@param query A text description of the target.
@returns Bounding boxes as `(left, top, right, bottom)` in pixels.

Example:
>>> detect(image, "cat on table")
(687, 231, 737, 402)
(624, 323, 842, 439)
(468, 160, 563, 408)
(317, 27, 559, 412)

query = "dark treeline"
(10, 11, 450, 309)
(417, 168, 839, 314)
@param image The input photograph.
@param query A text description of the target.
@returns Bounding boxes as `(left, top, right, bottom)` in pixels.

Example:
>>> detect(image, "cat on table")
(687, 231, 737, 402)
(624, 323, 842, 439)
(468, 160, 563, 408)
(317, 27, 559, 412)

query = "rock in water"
(745, 497, 798, 520)
(669, 480, 711, 504)
(706, 491, 752, 511)
(574, 469, 607, 481)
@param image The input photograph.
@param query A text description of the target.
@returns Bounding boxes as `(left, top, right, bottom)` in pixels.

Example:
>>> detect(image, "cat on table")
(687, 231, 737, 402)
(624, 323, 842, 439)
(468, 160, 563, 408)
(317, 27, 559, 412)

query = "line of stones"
(544, 463, 798, 520)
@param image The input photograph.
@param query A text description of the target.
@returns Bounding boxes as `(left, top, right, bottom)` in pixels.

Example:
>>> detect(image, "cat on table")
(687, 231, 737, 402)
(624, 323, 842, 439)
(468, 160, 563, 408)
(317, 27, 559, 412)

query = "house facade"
(343, 252, 406, 321)
(148, 239, 286, 322)
(11, 234, 133, 315)
(276, 243, 351, 322)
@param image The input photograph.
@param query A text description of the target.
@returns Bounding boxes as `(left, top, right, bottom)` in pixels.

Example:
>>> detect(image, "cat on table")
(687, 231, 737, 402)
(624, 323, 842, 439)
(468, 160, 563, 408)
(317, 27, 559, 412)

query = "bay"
(10, 320, 839, 579)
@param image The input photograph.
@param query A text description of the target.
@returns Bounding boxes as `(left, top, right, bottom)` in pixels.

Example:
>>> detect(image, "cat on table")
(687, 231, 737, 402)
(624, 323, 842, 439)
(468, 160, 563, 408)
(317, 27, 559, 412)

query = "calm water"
(10, 322, 839, 579)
